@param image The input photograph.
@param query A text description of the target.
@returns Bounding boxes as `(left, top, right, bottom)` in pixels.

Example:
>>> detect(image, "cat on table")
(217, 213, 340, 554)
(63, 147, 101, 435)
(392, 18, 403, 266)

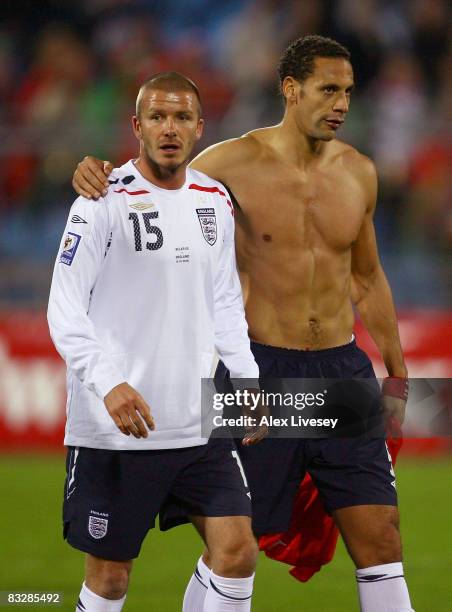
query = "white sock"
(76, 582, 126, 612)
(356, 562, 414, 611)
(204, 571, 254, 611)
(183, 556, 211, 612)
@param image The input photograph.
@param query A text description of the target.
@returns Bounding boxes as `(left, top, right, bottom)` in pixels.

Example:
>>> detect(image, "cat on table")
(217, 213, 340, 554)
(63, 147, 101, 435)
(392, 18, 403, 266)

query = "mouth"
(159, 143, 182, 153)
(323, 118, 343, 130)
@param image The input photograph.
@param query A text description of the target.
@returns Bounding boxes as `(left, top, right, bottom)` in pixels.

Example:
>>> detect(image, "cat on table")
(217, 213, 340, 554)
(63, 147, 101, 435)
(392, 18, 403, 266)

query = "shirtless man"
(72, 36, 413, 612)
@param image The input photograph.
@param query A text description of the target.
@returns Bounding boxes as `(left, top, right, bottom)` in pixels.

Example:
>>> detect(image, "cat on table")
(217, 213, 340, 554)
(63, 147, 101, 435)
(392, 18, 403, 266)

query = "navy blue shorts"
(63, 437, 251, 560)
(215, 340, 397, 537)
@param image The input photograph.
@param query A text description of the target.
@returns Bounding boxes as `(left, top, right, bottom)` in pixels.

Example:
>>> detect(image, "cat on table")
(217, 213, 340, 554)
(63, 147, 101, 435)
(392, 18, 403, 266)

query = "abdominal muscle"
(239, 245, 356, 350)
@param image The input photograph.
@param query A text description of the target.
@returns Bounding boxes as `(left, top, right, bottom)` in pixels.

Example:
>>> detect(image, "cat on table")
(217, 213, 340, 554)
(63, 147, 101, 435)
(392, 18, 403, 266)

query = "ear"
(195, 117, 204, 141)
(132, 115, 142, 141)
(282, 76, 299, 104)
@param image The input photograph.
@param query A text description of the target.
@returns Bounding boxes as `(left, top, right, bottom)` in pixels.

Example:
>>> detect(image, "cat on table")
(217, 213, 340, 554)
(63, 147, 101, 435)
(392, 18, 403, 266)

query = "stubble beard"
(144, 146, 187, 177)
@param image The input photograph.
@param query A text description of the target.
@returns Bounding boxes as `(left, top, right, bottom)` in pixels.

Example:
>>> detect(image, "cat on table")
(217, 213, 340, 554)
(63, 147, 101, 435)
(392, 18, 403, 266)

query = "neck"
(272, 112, 328, 169)
(134, 154, 187, 190)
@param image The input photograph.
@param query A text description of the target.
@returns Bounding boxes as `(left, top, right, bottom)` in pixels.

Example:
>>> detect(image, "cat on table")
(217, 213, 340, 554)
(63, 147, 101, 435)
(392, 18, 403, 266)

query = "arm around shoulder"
(72, 155, 114, 200)
(190, 136, 257, 182)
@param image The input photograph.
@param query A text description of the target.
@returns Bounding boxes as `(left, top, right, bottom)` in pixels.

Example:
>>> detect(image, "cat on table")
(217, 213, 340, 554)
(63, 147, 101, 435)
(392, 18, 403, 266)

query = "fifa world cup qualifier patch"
(60, 232, 82, 266)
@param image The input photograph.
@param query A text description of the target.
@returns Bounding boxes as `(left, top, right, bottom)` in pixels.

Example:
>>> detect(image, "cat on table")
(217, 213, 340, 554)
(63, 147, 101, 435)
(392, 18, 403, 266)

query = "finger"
(103, 161, 114, 176)
(127, 418, 143, 438)
(128, 408, 148, 438)
(84, 165, 110, 195)
(119, 405, 144, 438)
(242, 433, 258, 446)
(242, 426, 268, 446)
(249, 428, 268, 444)
(112, 414, 130, 436)
(85, 159, 110, 187)
(72, 180, 92, 200)
(119, 410, 142, 438)
(74, 173, 102, 199)
(83, 157, 110, 187)
(136, 398, 155, 431)
(83, 155, 106, 175)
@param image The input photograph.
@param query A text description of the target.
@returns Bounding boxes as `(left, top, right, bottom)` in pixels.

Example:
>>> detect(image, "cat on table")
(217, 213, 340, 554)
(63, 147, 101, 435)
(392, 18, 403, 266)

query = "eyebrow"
(321, 83, 355, 92)
(147, 109, 195, 115)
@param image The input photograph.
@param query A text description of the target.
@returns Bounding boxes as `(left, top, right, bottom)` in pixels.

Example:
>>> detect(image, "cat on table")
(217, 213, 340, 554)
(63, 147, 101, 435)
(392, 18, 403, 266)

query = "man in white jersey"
(48, 72, 263, 612)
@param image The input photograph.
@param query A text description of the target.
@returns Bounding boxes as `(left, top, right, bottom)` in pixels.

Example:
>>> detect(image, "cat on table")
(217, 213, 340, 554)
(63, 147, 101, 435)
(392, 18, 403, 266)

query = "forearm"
(354, 268, 407, 377)
(214, 207, 258, 380)
(48, 310, 126, 398)
(214, 292, 259, 379)
(47, 196, 124, 398)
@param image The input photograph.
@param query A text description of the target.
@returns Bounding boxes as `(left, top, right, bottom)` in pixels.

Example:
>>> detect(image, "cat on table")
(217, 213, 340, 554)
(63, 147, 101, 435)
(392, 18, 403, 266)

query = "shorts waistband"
(250, 336, 357, 360)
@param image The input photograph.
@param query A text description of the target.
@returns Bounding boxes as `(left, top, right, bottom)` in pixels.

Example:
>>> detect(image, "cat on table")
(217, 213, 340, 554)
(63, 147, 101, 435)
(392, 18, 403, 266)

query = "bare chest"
(231, 166, 366, 252)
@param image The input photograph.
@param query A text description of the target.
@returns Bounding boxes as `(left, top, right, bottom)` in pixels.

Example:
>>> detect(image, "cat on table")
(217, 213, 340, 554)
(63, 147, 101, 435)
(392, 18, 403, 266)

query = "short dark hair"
(278, 35, 351, 92)
(136, 71, 202, 116)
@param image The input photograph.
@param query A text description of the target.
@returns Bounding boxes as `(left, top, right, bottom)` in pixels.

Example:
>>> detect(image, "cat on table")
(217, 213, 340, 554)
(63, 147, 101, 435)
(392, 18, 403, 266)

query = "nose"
(163, 116, 177, 136)
(333, 92, 349, 114)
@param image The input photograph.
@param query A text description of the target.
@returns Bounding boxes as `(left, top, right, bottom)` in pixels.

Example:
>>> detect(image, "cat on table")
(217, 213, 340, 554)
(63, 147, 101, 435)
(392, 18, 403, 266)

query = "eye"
(151, 114, 162, 121)
(324, 87, 334, 94)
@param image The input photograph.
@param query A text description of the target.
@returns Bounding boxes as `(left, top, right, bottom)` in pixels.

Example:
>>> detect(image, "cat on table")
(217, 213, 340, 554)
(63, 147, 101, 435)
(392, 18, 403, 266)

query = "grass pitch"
(1, 453, 451, 611)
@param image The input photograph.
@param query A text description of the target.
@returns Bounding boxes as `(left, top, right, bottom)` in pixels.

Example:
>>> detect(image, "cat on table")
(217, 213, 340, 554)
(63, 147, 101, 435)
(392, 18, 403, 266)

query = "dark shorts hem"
(324, 496, 398, 515)
(65, 531, 141, 561)
(254, 523, 291, 538)
(160, 508, 252, 532)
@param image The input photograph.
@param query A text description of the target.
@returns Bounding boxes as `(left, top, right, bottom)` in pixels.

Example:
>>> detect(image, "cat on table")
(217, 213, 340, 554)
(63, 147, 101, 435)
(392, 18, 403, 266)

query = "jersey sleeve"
(47, 196, 126, 399)
(213, 197, 259, 380)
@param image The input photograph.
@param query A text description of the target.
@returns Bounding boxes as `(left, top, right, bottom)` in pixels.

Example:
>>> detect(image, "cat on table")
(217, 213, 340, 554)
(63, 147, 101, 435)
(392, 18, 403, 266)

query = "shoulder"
(92, 160, 148, 209)
(333, 142, 378, 209)
(70, 194, 108, 217)
(187, 169, 234, 220)
(334, 142, 377, 185)
(190, 134, 261, 179)
(107, 160, 142, 190)
(187, 168, 228, 193)
(68, 195, 110, 237)
(72, 161, 136, 220)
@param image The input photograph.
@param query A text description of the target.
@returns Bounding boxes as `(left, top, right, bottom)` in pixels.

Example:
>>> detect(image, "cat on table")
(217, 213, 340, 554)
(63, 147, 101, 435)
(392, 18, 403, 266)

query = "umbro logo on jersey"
(71, 215, 87, 224)
(129, 202, 154, 211)
(196, 208, 217, 245)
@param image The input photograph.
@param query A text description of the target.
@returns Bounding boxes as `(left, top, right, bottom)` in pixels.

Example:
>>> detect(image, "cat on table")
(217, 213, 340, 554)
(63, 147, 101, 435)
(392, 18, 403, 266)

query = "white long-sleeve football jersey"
(48, 161, 258, 450)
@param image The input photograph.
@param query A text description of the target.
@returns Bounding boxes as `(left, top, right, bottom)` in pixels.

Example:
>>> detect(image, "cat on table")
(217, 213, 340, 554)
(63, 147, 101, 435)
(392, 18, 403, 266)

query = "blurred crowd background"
(0, 0, 450, 308)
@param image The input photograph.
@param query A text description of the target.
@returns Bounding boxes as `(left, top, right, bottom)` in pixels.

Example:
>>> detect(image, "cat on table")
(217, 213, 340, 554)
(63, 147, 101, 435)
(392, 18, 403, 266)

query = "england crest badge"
(196, 208, 217, 245)
(88, 514, 108, 539)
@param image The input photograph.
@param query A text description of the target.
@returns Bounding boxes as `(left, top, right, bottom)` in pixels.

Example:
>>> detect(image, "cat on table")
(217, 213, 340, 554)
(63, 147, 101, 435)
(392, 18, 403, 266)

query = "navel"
(262, 234, 272, 242)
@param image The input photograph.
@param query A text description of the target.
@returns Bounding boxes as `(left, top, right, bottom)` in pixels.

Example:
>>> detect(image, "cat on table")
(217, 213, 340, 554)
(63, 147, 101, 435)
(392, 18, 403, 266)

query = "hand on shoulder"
(72, 156, 114, 200)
